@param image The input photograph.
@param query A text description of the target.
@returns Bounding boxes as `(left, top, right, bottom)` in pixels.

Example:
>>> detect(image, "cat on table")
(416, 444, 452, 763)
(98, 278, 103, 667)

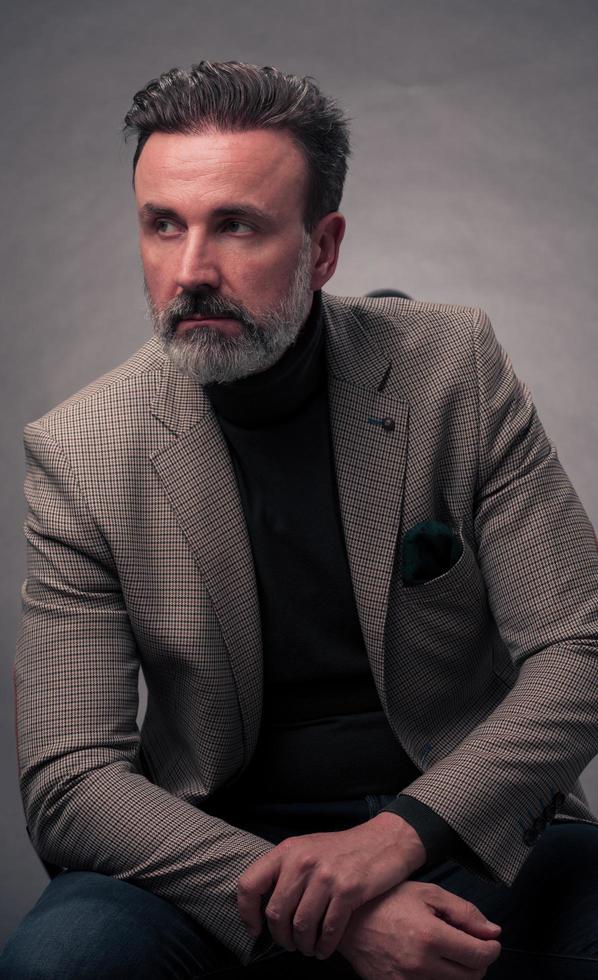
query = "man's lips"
(176, 316, 242, 337)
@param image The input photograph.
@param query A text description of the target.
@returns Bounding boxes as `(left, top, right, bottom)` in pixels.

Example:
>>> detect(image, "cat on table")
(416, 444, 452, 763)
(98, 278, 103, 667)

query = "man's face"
(135, 128, 342, 384)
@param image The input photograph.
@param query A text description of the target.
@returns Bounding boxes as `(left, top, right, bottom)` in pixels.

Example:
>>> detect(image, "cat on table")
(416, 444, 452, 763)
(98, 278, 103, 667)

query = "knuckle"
(336, 876, 360, 903)
(297, 854, 316, 873)
(292, 918, 309, 934)
(265, 905, 281, 923)
(417, 881, 441, 901)
(333, 880, 350, 900)
(317, 868, 335, 889)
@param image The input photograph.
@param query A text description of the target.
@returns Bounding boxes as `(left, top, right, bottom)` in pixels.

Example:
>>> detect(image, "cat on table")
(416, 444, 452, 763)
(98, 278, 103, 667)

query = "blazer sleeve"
(387, 308, 598, 887)
(14, 421, 279, 968)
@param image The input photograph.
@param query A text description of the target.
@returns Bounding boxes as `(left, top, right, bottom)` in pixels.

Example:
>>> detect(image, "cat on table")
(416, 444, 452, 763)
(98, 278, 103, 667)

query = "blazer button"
(523, 829, 538, 846)
(553, 792, 565, 807)
(532, 816, 546, 832)
(382, 417, 395, 432)
(545, 803, 557, 821)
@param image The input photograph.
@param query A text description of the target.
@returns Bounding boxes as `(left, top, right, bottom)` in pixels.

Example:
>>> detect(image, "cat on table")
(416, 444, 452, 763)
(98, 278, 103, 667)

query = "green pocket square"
(401, 520, 463, 586)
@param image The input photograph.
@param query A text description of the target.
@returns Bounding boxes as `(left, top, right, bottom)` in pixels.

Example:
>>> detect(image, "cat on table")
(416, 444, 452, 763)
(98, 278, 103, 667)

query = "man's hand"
(236, 812, 427, 957)
(336, 879, 502, 979)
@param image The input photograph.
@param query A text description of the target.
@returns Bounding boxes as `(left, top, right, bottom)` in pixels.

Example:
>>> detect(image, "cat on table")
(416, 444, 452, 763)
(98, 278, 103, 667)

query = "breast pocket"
(386, 531, 492, 699)
(401, 527, 478, 599)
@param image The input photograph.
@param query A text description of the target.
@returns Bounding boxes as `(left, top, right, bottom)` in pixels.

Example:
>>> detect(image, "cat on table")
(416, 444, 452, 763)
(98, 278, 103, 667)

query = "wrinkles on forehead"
(134, 129, 308, 228)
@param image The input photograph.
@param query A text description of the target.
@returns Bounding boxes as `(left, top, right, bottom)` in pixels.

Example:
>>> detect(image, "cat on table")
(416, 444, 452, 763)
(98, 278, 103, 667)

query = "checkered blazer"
(14, 291, 598, 966)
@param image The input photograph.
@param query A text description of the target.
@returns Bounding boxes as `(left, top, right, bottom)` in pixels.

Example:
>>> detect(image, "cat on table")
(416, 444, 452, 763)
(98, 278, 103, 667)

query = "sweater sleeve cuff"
(377, 794, 470, 870)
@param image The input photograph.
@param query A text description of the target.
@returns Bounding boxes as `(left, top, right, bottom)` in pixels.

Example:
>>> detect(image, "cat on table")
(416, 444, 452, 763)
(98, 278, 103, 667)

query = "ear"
(310, 212, 346, 290)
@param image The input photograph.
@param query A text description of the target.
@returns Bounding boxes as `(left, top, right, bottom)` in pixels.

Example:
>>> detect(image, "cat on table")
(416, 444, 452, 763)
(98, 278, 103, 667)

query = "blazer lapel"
(322, 293, 410, 713)
(149, 360, 263, 760)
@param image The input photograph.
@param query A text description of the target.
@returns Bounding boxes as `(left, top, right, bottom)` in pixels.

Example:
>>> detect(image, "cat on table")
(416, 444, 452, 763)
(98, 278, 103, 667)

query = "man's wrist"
(369, 810, 427, 876)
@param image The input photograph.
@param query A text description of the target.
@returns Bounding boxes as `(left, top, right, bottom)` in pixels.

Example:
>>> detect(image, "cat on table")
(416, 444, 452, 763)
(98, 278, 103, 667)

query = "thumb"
(432, 893, 502, 939)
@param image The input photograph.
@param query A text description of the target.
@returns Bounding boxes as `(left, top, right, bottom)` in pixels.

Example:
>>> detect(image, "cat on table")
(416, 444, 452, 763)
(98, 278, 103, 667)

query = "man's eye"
(155, 219, 178, 234)
(224, 219, 253, 234)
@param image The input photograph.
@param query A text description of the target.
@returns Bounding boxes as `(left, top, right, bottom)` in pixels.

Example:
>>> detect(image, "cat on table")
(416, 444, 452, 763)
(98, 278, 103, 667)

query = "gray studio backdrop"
(1, 0, 597, 943)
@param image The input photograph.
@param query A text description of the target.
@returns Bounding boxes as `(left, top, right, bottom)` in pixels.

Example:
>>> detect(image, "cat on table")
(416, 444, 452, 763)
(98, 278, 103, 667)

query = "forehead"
(134, 128, 308, 219)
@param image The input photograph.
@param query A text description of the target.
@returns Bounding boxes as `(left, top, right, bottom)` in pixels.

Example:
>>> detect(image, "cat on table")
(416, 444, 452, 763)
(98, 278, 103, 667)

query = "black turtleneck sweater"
(202, 289, 467, 869)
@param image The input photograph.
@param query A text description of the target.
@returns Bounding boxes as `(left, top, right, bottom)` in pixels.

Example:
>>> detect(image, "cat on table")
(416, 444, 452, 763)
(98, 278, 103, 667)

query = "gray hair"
(122, 60, 352, 233)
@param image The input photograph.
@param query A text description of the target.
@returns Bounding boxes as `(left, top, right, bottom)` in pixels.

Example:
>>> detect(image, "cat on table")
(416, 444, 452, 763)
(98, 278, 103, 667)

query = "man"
(2, 60, 598, 979)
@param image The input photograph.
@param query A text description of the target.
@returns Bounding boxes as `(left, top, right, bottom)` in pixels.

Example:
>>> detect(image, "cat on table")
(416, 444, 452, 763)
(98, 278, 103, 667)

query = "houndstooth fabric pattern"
(14, 291, 598, 966)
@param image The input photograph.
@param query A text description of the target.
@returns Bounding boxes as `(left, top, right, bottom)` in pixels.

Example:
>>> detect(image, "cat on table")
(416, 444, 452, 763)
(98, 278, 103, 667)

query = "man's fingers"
(433, 917, 502, 973)
(313, 895, 353, 960)
(430, 887, 502, 939)
(237, 854, 280, 936)
(289, 882, 336, 956)
(263, 867, 312, 950)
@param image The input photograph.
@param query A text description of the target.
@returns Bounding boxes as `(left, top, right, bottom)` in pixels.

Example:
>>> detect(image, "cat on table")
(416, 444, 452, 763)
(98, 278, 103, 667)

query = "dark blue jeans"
(1, 795, 597, 978)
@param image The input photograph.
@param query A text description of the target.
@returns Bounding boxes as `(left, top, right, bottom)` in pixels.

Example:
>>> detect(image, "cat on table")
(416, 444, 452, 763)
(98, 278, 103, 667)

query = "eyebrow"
(139, 201, 274, 224)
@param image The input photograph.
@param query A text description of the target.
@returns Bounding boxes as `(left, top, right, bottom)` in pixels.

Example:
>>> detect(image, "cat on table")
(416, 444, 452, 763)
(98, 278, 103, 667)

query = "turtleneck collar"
(205, 289, 325, 428)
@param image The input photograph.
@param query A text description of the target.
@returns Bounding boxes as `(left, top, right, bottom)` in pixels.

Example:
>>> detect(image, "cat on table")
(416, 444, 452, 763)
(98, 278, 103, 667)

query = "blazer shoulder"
(323, 295, 496, 395)
(322, 294, 505, 419)
(325, 292, 488, 353)
(25, 338, 165, 439)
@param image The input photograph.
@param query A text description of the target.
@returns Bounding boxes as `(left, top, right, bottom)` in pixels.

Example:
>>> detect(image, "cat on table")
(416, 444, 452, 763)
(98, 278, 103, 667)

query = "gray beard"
(145, 230, 315, 385)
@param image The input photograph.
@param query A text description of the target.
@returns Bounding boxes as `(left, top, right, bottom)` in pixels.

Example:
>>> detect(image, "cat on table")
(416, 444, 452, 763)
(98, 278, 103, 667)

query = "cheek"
(237, 249, 296, 296)
(140, 247, 169, 297)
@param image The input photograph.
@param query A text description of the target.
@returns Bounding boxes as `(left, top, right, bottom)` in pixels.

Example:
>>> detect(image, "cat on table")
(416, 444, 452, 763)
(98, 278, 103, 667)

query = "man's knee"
(0, 870, 182, 979)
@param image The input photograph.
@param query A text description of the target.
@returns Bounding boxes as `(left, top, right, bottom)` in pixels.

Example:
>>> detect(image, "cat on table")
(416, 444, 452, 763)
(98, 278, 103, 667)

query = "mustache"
(158, 292, 252, 331)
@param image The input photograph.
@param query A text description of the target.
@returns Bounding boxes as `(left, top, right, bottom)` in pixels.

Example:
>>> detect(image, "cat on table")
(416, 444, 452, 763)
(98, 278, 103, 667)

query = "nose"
(174, 230, 221, 293)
